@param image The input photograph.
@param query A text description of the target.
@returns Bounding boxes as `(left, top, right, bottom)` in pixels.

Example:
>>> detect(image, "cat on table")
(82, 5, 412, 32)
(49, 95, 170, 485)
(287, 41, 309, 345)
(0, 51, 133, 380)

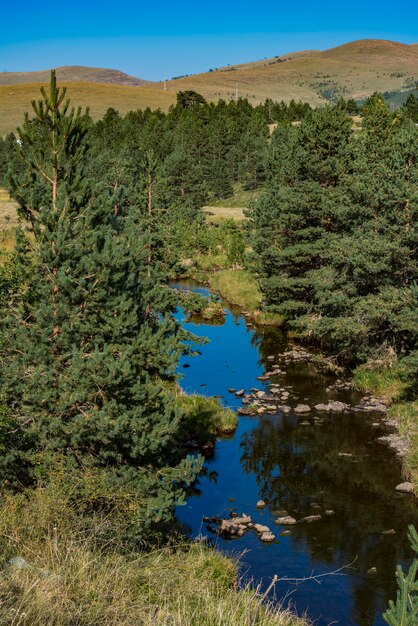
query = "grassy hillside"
(0, 82, 175, 135)
(0, 65, 150, 86)
(156, 39, 418, 105)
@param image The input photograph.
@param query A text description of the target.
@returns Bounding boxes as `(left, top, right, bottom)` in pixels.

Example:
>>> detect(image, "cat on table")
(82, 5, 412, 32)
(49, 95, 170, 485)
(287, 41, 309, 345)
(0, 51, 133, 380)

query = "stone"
(254, 523, 270, 533)
(260, 531, 275, 542)
(295, 404, 311, 414)
(256, 500, 266, 508)
(276, 516, 297, 525)
(235, 389, 245, 397)
(338, 452, 353, 458)
(325, 510, 335, 516)
(300, 420, 310, 426)
(395, 482, 414, 494)
(314, 401, 349, 412)
(366, 567, 377, 575)
(301, 515, 322, 523)
(228, 388, 236, 393)
(219, 520, 247, 536)
(237, 407, 251, 415)
(381, 529, 396, 535)
(9, 556, 30, 569)
(231, 514, 251, 525)
(272, 509, 288, 517)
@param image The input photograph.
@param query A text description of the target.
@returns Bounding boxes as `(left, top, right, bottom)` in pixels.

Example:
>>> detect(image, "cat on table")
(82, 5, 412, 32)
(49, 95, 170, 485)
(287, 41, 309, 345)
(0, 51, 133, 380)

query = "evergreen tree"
(0, 72, 201, 533)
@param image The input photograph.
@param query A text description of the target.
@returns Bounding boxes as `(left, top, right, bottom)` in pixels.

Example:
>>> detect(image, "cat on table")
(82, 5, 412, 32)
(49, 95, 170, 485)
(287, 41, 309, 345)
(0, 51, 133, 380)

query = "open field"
(0, 82, 175, 135)
(1, 40, 417, 135)
(203, 206, 246, 222)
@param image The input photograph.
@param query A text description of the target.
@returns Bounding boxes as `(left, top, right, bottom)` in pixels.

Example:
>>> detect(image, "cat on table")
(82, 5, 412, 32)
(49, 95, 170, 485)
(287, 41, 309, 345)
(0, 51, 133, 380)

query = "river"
(174, 281, 417, 626)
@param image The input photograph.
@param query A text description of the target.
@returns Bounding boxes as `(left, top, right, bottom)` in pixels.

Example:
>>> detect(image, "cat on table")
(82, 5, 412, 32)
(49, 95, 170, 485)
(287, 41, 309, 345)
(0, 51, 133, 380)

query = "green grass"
(209, 269, 262, 313)
(179, 393, 238, 436)
(387, 401, 418, 491)
(0, 486, 306, 626)
(352, 368, 406, 403)
(353, 366, 417, 492)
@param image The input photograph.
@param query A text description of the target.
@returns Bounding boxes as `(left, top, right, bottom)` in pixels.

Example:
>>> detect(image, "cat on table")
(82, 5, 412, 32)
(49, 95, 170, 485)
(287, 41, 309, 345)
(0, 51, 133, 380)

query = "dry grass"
(0, 83, 175, 136)
(203, 206, 246, 222)
(152, 39, 418, 106)
(0, 488, 305, 626)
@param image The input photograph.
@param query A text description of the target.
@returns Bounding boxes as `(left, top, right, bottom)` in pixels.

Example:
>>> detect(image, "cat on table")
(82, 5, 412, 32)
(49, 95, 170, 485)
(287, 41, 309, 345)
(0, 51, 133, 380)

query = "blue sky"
(1, 1, 417, 80)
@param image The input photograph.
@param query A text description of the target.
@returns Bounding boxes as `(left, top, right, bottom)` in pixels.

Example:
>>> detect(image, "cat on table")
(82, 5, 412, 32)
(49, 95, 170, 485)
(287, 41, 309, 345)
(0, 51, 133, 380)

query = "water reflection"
(174, 281, 417, 626)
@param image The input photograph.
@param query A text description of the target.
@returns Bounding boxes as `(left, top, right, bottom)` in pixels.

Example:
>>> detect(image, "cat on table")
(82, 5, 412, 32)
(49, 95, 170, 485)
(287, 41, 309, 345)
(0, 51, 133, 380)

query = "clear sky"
(1, 0, 417, 80)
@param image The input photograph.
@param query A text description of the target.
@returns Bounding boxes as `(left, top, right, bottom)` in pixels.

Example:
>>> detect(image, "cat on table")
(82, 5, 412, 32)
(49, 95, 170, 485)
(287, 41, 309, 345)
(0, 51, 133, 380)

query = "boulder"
(276, 516, 297, 525)
(219, 520, 247, 536)
(260, 531, 275, 542)
(295, 404, 311, 413)
(254, 523, 270, 533)
(301, 515, 322, 523)
(315, 401, 349, 412)
(395, 482, 414, 494)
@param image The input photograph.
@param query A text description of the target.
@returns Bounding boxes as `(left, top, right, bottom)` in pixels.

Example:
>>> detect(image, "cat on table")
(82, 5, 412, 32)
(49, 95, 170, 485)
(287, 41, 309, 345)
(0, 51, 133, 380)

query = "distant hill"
(0, 66, 150, 87)
(1, 39, 417, 135)
(152, 39, 418, 105)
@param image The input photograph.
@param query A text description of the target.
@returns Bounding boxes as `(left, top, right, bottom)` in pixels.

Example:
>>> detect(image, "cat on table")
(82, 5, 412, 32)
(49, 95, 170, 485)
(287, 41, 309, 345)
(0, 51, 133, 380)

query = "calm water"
(174, 281, 418, 626)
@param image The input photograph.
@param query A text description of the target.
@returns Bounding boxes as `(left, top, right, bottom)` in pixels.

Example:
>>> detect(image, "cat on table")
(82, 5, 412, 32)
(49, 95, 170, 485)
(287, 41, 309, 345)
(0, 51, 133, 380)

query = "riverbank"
(181, 262, 418, 495)
(0, 486, 306, 626)
(353, 367, 418, 494)
(185, 260, 283, 326)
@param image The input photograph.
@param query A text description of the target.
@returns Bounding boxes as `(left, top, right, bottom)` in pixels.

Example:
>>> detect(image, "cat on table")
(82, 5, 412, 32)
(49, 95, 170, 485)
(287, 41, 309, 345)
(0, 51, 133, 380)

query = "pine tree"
(0, 72, 201, 532)
(383, 525, 418, 626)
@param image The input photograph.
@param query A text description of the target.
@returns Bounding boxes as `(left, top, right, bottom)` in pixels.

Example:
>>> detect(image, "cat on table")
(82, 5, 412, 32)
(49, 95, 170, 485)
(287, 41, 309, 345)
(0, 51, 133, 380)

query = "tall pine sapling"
(0, 72, 201, 533)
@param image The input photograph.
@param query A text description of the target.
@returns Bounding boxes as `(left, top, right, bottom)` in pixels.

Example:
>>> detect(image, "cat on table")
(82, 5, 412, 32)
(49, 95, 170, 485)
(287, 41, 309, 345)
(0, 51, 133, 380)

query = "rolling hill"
(0, 39, 417, 135)
(154, 39, 418, 105)
(0, 66, 150, 87)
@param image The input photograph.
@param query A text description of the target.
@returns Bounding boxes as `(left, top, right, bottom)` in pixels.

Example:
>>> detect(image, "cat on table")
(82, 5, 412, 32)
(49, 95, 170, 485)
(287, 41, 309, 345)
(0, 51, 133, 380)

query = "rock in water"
(256, 499, 266, 508)
(395, 482, 414, 494)
(261, 532, 275, 542)
(301, 515, 322, 523)
(276, 516, 297, 525)
(254, 523, 270, 533)
(294, 404, 311, 413)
